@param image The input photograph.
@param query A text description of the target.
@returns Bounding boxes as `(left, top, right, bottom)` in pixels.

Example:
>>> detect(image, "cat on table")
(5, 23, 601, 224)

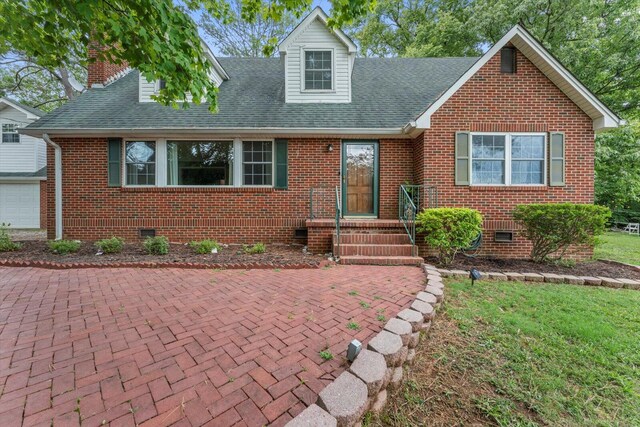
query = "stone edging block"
(435, 267, 639, 291)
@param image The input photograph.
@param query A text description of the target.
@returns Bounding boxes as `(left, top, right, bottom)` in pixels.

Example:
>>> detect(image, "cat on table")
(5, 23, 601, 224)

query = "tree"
(0, 0, 371, 112)
(350, 0, 481, 57)
(0, 51, 86, 112)
(200, 0, 302, 57)
(595, 122, 640, 217)
(351, 0, 640, 118)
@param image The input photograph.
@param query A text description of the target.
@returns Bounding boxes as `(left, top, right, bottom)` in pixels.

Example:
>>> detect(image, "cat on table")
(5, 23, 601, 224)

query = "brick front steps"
(286, 264, 444, 426)
(438, 268, 640, 290)
(334, 232, 423, 266)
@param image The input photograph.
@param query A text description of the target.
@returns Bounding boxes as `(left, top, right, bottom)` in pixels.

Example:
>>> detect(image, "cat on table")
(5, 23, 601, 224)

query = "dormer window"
(304, 50, 333, 91)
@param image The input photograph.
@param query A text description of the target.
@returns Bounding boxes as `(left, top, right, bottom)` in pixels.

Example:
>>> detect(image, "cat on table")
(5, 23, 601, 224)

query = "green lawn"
(370, 280, 640, 426)
(594, 231, 640, 265)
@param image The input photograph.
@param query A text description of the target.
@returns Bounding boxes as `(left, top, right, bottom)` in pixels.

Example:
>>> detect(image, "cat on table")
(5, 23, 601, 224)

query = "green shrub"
(189, 239, 221, 254)
(416, 208, 483, 266)
(513, 203, 611, 262)
(0, 224, 21, 252)
(143, 236, 169, 255)
(48, 239, 81, 254)
(243, 242, 266, 255)
(95, 237, 124, 254)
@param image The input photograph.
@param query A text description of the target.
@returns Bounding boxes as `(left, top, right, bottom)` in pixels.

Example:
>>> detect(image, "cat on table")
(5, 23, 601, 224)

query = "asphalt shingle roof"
(26, 57, 479, 131)
(2, 98, 45, 117)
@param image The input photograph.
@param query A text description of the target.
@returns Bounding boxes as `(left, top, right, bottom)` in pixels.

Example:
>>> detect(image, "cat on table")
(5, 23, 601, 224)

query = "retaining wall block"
(348, 349, 388, 397)
(317, 372, 369, 427)
(410, 299, 435, 321)
(367, 330, 404, 367)
(383, 318, 413, 346)
(286, 404, 337, 427)
(396, 309, 424, 332)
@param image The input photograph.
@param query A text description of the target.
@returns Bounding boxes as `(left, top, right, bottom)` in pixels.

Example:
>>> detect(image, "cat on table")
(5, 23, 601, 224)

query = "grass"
(319, 349, 333, 361)
(370, 280, 640, 426)
(594, 231, 640, 265)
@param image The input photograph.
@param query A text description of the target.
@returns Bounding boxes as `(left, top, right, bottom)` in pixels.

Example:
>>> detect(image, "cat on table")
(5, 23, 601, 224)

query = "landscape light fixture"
(347, 339, 362, 362)
(469, 268, 482, 286)
(327, 144, 334, 152)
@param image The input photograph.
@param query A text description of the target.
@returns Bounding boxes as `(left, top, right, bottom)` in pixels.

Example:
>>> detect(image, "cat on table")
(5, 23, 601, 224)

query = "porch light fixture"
(327, 144, 333, 152)
(469, 268, 482, 286)
(347, 339, 362, 362)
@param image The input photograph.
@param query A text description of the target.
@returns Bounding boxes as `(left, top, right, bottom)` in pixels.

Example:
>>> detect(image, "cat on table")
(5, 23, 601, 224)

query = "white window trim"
(1, 122, 21, 144)
(241, 139, 276, 187)
(121, 138, 276, 188)
(301, 48, 335, 93)
(469, 132, 547, 186)
(123, 139, 158, 187)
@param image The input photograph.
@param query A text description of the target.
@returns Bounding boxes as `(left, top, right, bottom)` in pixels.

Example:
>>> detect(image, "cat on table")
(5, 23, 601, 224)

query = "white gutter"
(42, 134, 62, 240)
(21, 127, 409, 138)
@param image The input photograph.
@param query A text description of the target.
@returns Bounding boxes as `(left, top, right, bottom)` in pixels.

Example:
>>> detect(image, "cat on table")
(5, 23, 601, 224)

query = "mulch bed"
(0, 241, 326, 269)
(426, 255, 640, 280)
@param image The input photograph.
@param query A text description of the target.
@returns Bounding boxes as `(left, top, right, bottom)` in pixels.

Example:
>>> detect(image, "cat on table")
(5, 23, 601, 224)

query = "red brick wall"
(46, 138, 413, 243)
(39, 180, 47, 229)
(415, 46, 595, 259)
(87, 44, 129, 87)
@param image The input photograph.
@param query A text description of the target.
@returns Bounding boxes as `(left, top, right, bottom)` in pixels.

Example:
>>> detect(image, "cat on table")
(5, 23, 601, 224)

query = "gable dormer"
(279, 7, 356, 103)
(139, 41, 229, 103)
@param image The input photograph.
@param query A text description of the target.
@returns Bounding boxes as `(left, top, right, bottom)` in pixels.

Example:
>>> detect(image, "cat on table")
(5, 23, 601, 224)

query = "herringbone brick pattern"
(0, 265, 423, 426)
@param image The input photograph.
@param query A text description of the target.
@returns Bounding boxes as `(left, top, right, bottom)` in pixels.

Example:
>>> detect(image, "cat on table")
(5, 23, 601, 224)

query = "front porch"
(306, 184, 437, 265)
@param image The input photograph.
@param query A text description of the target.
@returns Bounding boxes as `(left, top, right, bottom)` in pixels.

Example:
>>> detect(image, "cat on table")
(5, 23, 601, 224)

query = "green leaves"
(416, 207, 483, 266)
(513, 203, 611, 262)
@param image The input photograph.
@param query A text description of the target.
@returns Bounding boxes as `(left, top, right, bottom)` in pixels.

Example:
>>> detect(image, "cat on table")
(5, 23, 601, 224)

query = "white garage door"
(0, 183, 40, 228)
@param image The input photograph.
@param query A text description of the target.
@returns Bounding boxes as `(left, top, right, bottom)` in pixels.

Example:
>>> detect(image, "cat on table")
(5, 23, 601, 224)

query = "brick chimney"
(87, 44, 129, 87)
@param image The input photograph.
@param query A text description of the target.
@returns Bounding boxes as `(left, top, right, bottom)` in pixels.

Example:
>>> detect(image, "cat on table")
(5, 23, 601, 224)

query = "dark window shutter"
(275, 139, 288, 189)
(501, 47, 516, 73)
(549, 132, 565, 186)
(107, 138, 122, 187)
(455, 132, 470, 185)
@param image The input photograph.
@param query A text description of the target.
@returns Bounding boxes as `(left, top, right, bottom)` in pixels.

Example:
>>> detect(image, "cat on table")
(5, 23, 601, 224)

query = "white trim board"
(278, 7, 357, 54)
(0, 98, 41, 120)
(414, 24, 623, 132)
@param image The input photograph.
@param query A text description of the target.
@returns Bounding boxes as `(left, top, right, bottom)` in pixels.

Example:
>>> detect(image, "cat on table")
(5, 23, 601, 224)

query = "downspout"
(42, 134, 62, 240)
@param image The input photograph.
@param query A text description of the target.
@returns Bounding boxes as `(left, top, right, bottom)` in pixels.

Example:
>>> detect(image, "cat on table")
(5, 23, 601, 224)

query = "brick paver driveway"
(0, 265, 423, 426)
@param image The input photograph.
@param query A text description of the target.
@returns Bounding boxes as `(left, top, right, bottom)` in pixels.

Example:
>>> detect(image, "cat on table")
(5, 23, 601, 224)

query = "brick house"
(21, 8, 622, 264)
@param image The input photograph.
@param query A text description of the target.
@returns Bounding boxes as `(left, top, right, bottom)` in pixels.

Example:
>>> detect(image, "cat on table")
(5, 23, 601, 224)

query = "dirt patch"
(0, 240, 325, 267)
(426, 255, 640, 280)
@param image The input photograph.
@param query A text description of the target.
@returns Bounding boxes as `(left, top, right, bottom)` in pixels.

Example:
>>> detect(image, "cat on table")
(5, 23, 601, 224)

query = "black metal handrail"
(399, 185, 418, 256)
(399, 184, 438, 257)
(335, 186, 341, 259)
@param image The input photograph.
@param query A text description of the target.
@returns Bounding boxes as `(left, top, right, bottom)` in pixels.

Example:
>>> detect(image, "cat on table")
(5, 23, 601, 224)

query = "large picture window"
(167, 141, 233, 186)
(125, 141, 156, 185)
(243, 141, 273, 185)
(471, 133, 546, 185)
(304, 50, 332, 90)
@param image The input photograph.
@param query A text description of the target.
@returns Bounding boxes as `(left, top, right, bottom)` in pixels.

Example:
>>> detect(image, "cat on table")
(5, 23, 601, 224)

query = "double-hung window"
(125, 141, 156, 185)
(243, 141, 273, 185)
(304, 50, 332, 91)
(471, 133, 546, 185)
(2, 123, 20, 143)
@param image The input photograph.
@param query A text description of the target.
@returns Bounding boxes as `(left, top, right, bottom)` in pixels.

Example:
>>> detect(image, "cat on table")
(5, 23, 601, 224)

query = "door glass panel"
(345, 143, 375, 215)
